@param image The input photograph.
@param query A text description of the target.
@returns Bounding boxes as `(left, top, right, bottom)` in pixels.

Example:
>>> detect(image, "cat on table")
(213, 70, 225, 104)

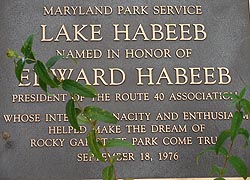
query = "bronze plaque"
(0, 0, 250, 179)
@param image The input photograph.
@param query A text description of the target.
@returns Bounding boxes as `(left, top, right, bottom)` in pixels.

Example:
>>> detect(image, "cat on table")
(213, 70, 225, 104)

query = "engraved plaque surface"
(0, 0, 250, 179)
